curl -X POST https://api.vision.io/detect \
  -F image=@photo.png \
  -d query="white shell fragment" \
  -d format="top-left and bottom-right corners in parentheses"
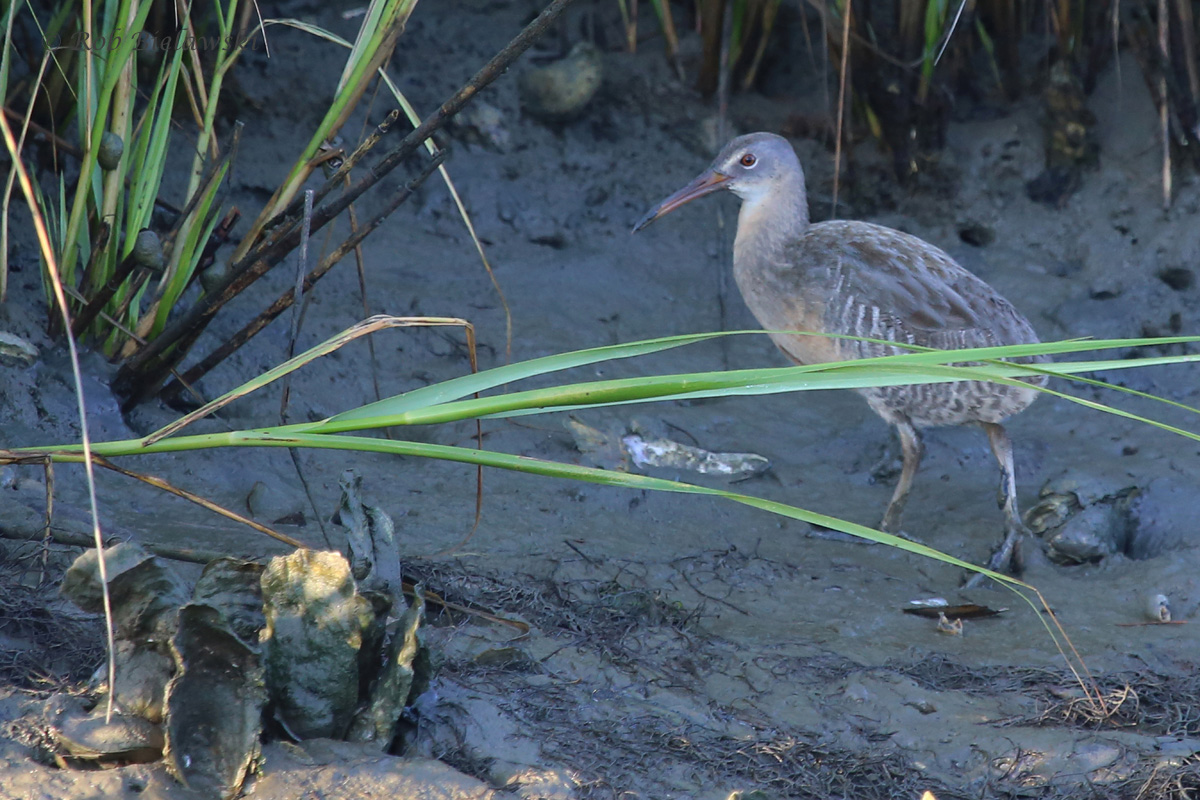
top-left (622, 434), bottom-right (771, 477)
top-left (936, 612), bottom-right (964, 636)
top-left (0, 331), bottom-right (38, 367)
top-left (567, 417), bottom-right (770, 478)
top-left (1144, 593), bottom-right (1171, 623)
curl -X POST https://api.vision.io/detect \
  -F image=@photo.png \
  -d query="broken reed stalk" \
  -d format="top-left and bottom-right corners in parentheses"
top-left (112, 0), bottom-right (576, 407)
top-left (1175, 0), bottom-right (1200, 107)
top-left (0, 524), bottom-right (236, 566)
top-left (831, 0), bottom-right (851, 214)
top-left (697, 0), bottom-right (727, 94)
top-left (158, 149), bottom-right (448, 405)
top-left (1125, 4), bottom-right (1200, 204)
top-left (280, 188), bottom-right (316, 422)
top-left (346, 177), bottom-right (387, 410)
top-left (1159, 0), bottom-right (1171, 209)
top-left (981, 0), bottom-right (1020, 100)
top-left (93, 457), bottom-right (305, 549)
top-left (70, 248), bottom-right (149, 339)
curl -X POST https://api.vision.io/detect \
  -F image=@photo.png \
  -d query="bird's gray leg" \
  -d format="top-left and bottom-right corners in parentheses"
top-left (880, 420), bottom-right (922, 536)
top-left (971, 422), bottom-right (1029, 581)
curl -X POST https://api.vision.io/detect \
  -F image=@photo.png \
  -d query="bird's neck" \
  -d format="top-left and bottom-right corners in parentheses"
top-left (732, 173), bottom-right (810, 269)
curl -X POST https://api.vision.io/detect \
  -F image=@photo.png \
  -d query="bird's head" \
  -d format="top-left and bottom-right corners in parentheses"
top-left (633, 132), bottom-right (801, 232)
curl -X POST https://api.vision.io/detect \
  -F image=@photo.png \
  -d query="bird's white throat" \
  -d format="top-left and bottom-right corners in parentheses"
top-left (733, 180), bottom-right (809, 265)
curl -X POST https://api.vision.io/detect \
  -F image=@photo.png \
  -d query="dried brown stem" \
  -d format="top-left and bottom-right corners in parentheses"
top-left (159, 148), bottom-right (447, 404)
top-left (113, 0), bottom-right (575, 406)
top-left (71, 248), bottom-right (144, 339)
top-left (696, 0), bottom-right (727, 94)
top-left (832, 0), bottom-right (851, 214)
top-left (1174, 0), bottom-right (1200, 107)
top-left (1159, 0), bottom-right (1171, 209)
top-left (93, 457), bottom-right (305, 549)
top-left (0, 524), bottom-right (236, 565)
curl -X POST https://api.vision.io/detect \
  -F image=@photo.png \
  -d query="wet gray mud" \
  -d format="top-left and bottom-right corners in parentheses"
top-left (2, 1), bottom-right (1200, 798)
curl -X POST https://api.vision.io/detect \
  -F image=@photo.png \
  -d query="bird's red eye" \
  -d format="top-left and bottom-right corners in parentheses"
top-left (740, 153), bottom-right (757, 167)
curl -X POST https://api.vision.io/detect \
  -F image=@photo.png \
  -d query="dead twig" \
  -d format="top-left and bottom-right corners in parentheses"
top-left (92, 457), bottom-right (305, 549)
top-left (113, 0), bottom-right (577, 406)
top-left (159, 148), bottom-right (448, 402)
top-left (0, 524), bottom-right (239, 565)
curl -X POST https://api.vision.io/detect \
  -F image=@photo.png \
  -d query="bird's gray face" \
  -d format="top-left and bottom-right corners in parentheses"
top-left (632, 133), bottom-right (797, 232)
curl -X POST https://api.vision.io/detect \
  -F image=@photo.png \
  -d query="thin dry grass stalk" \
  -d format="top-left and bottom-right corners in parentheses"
top-left (143, 315), bottom-right (475, 445)
top-left (1160, 0), bottom-right (1172, 208)
top-left (832, 0), bottom-right (851, 213)
top-left (0, 108), bottom-right (117, 721)
top-left (92, 458), bottom-right (304, 550)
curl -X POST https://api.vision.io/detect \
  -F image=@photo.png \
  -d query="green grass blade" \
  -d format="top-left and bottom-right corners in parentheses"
top-left (33, 347), bottom-right (1200, 458)
top-left (126, 41), bottom-right (187, 240)
top-left (320, 331), bottom-right (738, 425)
top-left (152, 160), bottom-right (229, 335)
top-left (243, 2), bottom-right (417, 230)
top-left (299, 354), bottom-right (1200, 432)
top-left (316, 333), bottom-right (1200, 431)
top-left (58, 0), bottom-right (155, 285)
top-left (35, 428), bottom-right (1027, 584)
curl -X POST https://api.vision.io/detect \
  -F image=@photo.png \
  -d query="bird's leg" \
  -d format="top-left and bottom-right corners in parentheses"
top-left (880, 420), bottom-right (922, 537)
top-left (969, 422), bottom-right (1030, 583)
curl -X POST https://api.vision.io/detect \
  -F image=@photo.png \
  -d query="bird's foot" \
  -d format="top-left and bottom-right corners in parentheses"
top-left (963, 524), bottom-right (1028, 589)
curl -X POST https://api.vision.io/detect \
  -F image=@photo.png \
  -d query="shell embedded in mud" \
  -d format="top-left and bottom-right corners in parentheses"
top-left (52, 711), bottom-right (164, 764)
top-left (164, 603), bottom-right (265, 800)
top-left (61, 543), bottom-right (187, 720)
top-left (1144, 593), bottom-right (1172, 623)
top-left (108, 640), bottom-right (173, 722)
top-left (61, 541), bottom-right (189, 641)
top-left (1025, 472), bottom-right (1141, 564)
top-left (347, 588), bottom-right (427, 747)
top-left (260, 549), bottom-right (376, 739)
top-left (0, 331), bottom-right (38, 366)
top-left (192, 557), bottom-right (266, 646)
top-left (337, 470), bottom-right (402, 597)
top-left (518, 43), bottom-right (602, 121)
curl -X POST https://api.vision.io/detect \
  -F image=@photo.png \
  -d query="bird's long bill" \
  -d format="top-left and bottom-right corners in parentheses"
top-left (632, 170), bottom-right (730, 232)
